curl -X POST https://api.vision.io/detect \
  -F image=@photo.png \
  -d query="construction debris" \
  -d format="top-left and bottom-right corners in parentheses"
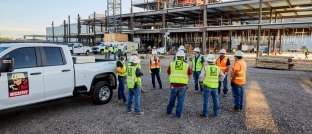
top-left (256, 56), bottom-right (294, 70)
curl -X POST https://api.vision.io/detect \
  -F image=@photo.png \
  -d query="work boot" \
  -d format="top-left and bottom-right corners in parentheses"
top-left (230, 108), bottom-right (240, 113)
top-left (141, 89), bottom-right (146, 93)
top-left (135, 112), bottom-right (144, 116)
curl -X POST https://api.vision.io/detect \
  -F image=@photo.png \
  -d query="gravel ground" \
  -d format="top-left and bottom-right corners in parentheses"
top-left (0, 54), bottom-right (311, 133)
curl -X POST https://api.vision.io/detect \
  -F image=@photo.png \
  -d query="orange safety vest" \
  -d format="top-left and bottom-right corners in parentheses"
top-left (216, 57), bottom-right (229, 73)
top-left (231, 59), bottom-right (247, 85)
top-left (150, 57), bottom-right (161, 69)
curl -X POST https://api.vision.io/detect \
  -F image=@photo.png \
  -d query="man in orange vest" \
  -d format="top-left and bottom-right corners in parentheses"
top-left (150, 50), bottom-right (162, 89)
top-left (231, 50), bottom-right (247, 112)
top-left (216, 49), bottom-right (230, 96)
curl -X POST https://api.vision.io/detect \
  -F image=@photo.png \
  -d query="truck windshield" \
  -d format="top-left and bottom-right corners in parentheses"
top-left (0, 47), bottom-right (8, 53)
top-left (67, 44), bottom-right (75, 47)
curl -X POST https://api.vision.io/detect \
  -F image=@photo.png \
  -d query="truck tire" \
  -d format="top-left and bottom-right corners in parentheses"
top-left (85, 50), bottom-right (90, 55)
top-left (92, 81), bottom-right (113, 105)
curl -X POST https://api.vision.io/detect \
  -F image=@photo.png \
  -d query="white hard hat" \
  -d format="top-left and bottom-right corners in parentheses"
top-left (206, 54), bottom-right (216, 63)
top-left (176, 50), bottom-right (185, 57)
top-left (152, 50), bottom-right (157, 55)
top-left (219, 49), bottom-right (226, 54)
top-left (118, 46), bottom-right (123, 50)
top-left (234, 50), bottom-right (244, 57)
top-left (132, 51), bottom-right (138, 55)
top-left (193, 47), bottom-right (200, 52)
top-left (129, 55), bottom-right (141, 63)
top-left (178, 45), bottom-right (185, 51)
top-left (11, 73), bottom-right (26, 80)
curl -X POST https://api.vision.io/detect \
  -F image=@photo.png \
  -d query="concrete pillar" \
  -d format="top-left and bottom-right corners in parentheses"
top-left (161, 9), bottom-right (166, 47)
top-left (267, 30), bottom-right (271, 55)
top-left (202, 0), bottom-right (207, 54)
top-left (256, 0), bottom-right (263, 57)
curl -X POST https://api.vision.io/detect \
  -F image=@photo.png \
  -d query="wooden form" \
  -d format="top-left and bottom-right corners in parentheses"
top-left (256, 56), bottom-right (293, 70)
top-left (104, 33), bottom-right (129, 42)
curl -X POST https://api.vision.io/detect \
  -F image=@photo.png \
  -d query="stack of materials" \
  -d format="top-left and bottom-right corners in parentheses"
top-left (292, 59), bottom-right (312, 71)
top-left (104, 34), bottom-right (128, 42)
top-left (256, 56), bottom-right (294, 70)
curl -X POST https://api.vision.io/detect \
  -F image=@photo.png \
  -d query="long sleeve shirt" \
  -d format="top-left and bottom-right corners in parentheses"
top-left (199, 65), bottom-right (225, 82)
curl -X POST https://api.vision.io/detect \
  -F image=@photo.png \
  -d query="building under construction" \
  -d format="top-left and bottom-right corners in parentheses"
top-left (121, 0), bottom-right (312, 54)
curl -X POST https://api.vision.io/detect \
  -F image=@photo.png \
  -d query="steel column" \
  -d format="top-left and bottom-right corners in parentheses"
top-left (256, 0), bottom-right (262, 57)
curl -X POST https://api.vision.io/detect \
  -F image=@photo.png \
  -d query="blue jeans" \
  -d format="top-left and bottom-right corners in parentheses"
top-left (151, 71), bottom-right (162, 88)
top-left (118, 77), bottom-right (127, 102)
top-left (166, 86), bottom-right (187, 118)
top-left (218, 74), bottom-right (228, 94)
top-left (114, 53), bottom-right (117, 60)
top-left (193, 71), bottom-right (203, 91)
top-left (231, 83), bottom-right (244, 110)
top-left (202, 87), bottom-right (219, 117)
top-left (127, 86), bottom-right (141, 112)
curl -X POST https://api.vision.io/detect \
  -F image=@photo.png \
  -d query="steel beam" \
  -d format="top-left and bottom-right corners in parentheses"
top-left (257, 0), bottom-right (263, 58)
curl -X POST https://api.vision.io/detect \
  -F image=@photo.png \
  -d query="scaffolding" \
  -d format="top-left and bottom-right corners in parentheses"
top-left (107, 0), bottom-right (122, 33)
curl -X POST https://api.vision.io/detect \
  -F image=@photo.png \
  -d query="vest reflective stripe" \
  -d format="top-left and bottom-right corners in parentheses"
top-left (216, 57), bottom-right (228, 73)
top-left (232, 60), bottom-right (247, 85)
top-left (150, 58), bottom-right (161, 69)
top-left (117, 61), bottom-right (127, 76)
top-left (192, 55), bottom-right (203, 72)
top-left (169, 60), bottom-right (189, 84)
top-left (127, 66), bottom-right (141, 89)
top-left (104, 48), bottom-right (109, 53)
top-left (203, 65), bottom-right (220, 89)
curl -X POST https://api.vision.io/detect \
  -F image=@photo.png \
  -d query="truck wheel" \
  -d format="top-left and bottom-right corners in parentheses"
top-left (85, 50), bottom-right (90, 55)
top-left (92, 81), bottom-right (113, 105)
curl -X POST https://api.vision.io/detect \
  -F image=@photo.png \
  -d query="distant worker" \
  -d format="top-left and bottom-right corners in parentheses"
top-left (232, 48), bottom-right (237, 54)
top-left (108, 44), bottom-right (113, 60)
top-left (304, 48), bottom-right (309, 59)
top-left (131, 46), bottom-right (135, 52)
top-left (123, 45), bottom-right (128, 60)
top-left (192, 47), bottom-right (205, 92)
top-left (166, 50), bottom-right (192, 118)
top-left (231, 50), bottom-right (247, 112)
top-left (150, 50), bottom-right (162, 90)
top-left (113, 44), bottom-right (118, 60)
top-left (199, 54), bottom-right (224, 118)
top-left (216, 49), bottom-right (230, 96)
top-left (104, 46), bottom-right (109, 60)
top-left (174, 45), bottom-right (187, 61)
top-left (151, 46), bottom-right (157, 54)
top-left (116, 52), bottom-right (127, 104)
top-left (127, 56), bottom-right (144, 115)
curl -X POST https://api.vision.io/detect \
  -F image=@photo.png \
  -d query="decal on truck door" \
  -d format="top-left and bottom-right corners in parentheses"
top-left (7, 72), bottom-right (29, 97)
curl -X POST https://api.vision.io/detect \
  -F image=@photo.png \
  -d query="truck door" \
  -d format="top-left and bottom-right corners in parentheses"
top-left (74, 44), bottom-right (83, 54)
top-left (0, 47), bottom-right (45, 110)
top-left (41, 47), bottom-right (74, 100)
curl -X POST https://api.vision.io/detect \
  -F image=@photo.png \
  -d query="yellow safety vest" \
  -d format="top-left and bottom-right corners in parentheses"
top-left (104, 47), bottom-right (109, 53)
top-left (192, 55), bottom-right (203, 72)
top-left (113, 47), bottom-right (118, 53)
top-left (203, 65), bottom-right (220, 89)
top-left (117, 60), bottom-right (127, 76)
top-left (127, 66), bottom-right (141, 89)
top-left (169, 60), bottom-right (189, 84)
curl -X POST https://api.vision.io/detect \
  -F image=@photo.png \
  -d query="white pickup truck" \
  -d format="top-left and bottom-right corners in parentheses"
top-left (67, 43), bottom-right (92, 55)
top-left (0, 43), bottom-right (117, 111)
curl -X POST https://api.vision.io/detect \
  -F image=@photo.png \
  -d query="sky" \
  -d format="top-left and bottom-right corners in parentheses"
top-left (0, 0), bottom-right (132, 39)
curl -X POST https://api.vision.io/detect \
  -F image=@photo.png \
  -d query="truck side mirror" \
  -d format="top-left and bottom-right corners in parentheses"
top-left (0, 58), bottom-right (14, 73)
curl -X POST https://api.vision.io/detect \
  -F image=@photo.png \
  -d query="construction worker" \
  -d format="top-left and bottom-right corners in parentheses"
top-left (304, 48), bottom-right (309, 59)
top-left (150, 50), bottom-right (162, 89)
top-left (199, 54), bottom-right (225, 118)
top-left (231, 50), bottom-right (247, 112)
top-left (166, 50), bottom-right (192, 118)
top-left (108, 44), bottom-right (113, 60)
top-left (116, 52), bottom-right (127, 104)
top-left (123, 45), bottom-right (128, 60)
top-left (216, 49), bottom-right (230, 96)
top-left (127, 56), bottom-right (144, 115)
top-left (104, 46), bottom-right (109, 59)
top-left (192, 47), bottom-right (205, 92)
top-left (151, 46), bottom-right (157, 54)
top-left (113, 44), bottom-right (118, 60)
top-left (174, 45), bottom-right (187, 61)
